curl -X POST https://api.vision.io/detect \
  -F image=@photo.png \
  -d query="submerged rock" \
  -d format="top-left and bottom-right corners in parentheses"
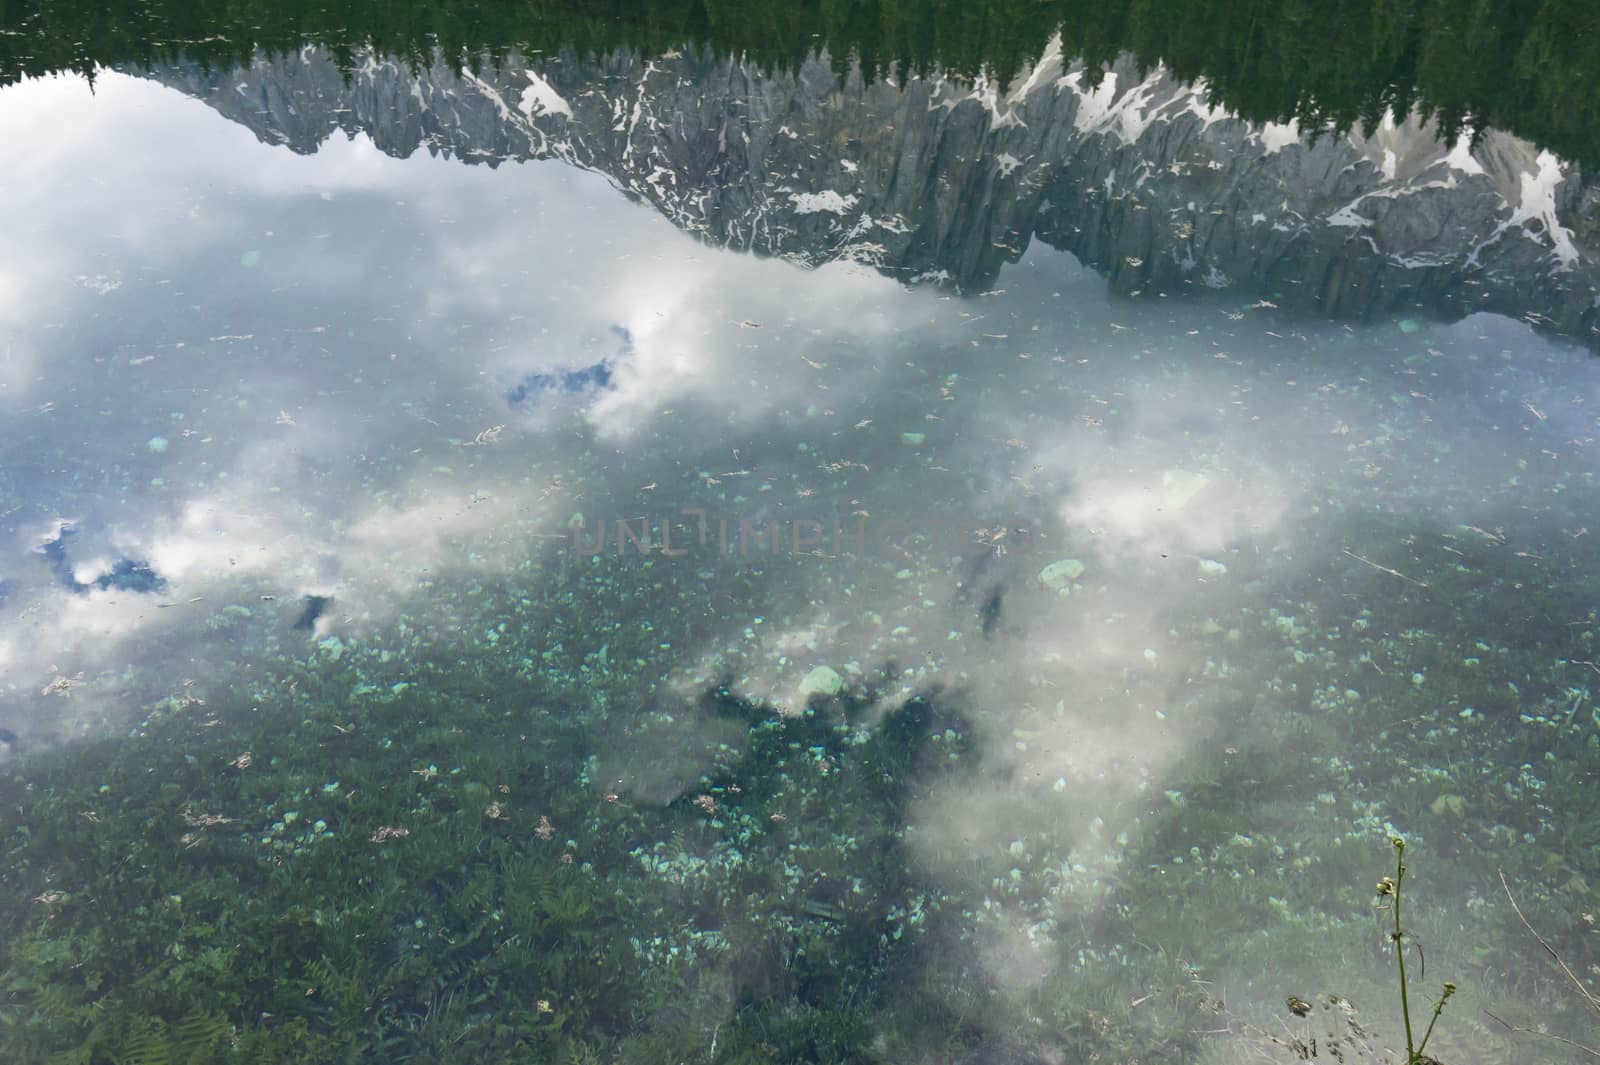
top-left (1162, 470), bottom-right (1211, 510)
top-left (798, 665), bottom-right (843, 697)
top-left (1038, 558), bottom-right (1085, 591)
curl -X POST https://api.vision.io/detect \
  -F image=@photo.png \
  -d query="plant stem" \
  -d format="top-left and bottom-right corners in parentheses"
top-left (1393, 841), bottom-right (1416, 1062)
top-left (1417, 999), bottom-right (1444, 1057)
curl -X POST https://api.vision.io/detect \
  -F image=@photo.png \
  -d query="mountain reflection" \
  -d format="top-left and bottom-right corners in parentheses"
top-left (136, 40), bottom-right (1600, 351)
top-left (6, 0), bottom-right (1597, 346)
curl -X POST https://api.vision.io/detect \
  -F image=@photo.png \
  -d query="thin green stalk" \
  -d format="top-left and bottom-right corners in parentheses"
top-left (1391, 838), bottom-right (1416, 1061)
top-left (1416, 982), bottom-right (1457, 1059)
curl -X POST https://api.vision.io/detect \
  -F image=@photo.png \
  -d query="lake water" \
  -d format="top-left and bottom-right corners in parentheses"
top-left (2, 5), bottom-right (1599, 1063)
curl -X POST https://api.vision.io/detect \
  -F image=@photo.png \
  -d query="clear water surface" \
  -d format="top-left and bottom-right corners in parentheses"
top-left (2, 7), bottom-right (1599, 1064)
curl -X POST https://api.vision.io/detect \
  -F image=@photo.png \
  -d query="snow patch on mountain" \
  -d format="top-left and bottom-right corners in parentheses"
top-left (792, 190), bottom-right (857, 215)
top-left (521, 71), bottom-right (572, 119)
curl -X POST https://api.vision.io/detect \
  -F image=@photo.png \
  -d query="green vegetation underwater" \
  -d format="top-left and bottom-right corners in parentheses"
top-left (2, 1), bottom-right (1600, 1062)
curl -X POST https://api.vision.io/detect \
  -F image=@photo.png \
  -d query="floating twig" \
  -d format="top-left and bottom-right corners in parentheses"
top-left (1500, 870), bottom-right (1600, 1019)
top-left (1342, 549), bottom-right (1429, 589)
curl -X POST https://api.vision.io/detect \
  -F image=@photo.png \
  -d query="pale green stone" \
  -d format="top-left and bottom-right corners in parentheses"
top-left (1161, 469), bottom-right (1210, 509)
top-left (799, 665), bottom-right (843, 697)
top-left (1038, 558), bottom-right (1085, 590)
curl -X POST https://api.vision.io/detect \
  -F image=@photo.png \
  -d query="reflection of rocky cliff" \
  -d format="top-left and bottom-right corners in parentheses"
top-left (149, 42), bottom-right (1599, 345)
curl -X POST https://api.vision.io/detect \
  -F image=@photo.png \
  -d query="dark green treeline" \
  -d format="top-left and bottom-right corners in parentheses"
top-left (1, 0), bottom-right (1597, 164)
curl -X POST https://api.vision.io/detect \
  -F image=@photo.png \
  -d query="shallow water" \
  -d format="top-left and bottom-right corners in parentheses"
top-left (2, 15), bottom-right (1600, 1065)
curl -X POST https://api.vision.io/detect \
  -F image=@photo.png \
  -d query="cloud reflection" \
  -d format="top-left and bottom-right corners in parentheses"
top-left (3, 62), bottom-right (1600, 1053)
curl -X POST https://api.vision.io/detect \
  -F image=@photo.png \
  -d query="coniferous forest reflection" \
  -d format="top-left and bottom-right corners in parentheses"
top-left (3, 0), bottom-right (1600, 165)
